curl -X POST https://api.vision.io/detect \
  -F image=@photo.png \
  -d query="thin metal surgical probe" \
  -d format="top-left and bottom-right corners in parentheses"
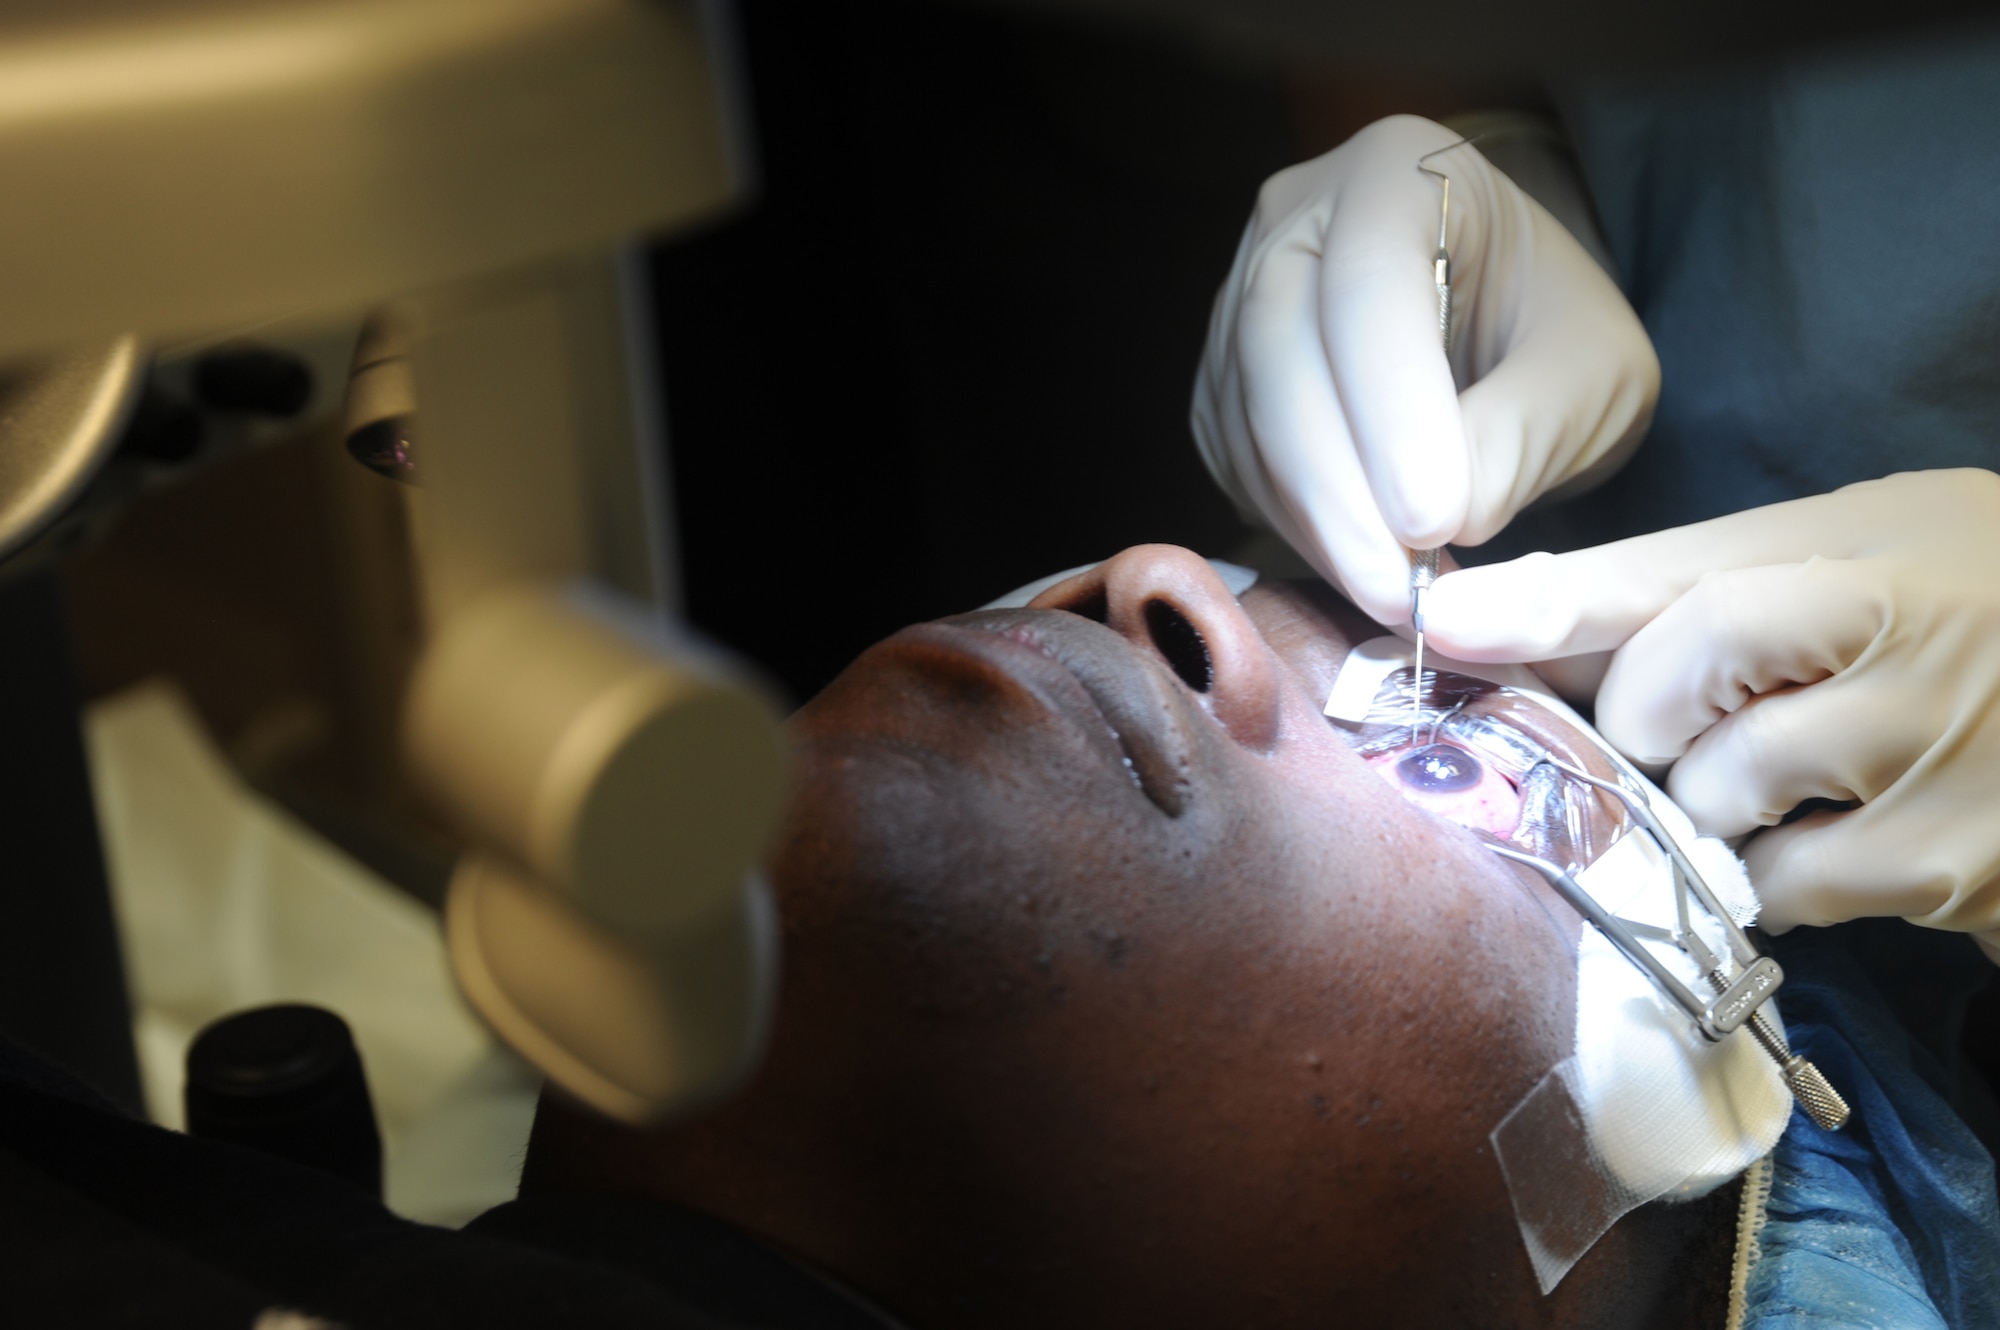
top-left (1404, 137), bottom-right (1479, 745)
top-left (1477, 748), bottom-right (1851, 1133)
top-left (1416, 137), bottom-right (1477, 357)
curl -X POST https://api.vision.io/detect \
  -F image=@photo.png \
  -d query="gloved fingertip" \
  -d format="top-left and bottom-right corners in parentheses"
top-left (1325, 548), bottom-right (1416, 629)
top-left (1422, 555), bottom-right (1569, 661)
top-left (1737, 857), bottom-right (1801, 933)
top-left (1379, 470), bottom-right (1470, 553)
top-left (1740, 828), bottom-right (1845, 932)
top-left (1350, 581), bottom-right (1411, 629)
top-left (1597, 690), bottom-right (1695, 774)
top-left (1655, 772), bottom-right (1755, 839)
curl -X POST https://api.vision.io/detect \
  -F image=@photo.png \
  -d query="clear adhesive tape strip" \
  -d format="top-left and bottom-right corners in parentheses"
top-left (1492, 1055), bottom-right (1672, 1293)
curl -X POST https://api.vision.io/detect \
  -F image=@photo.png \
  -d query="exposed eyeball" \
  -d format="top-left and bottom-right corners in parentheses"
top-left (1396, 742), bottom-right (1484, 793)
top-left (1368, 741), bottom-right (1521, 838)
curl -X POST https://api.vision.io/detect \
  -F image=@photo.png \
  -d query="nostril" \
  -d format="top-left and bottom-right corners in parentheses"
top-left (1144, 599), bottom-right (1212, 692)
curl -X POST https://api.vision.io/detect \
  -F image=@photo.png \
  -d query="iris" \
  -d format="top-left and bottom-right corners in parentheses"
top-left (1396, 742), bottom-right (1484, 794)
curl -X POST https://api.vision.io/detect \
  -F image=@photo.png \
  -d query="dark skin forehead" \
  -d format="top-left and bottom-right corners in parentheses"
top-left (524, 547), bottom-right (1721, 1328)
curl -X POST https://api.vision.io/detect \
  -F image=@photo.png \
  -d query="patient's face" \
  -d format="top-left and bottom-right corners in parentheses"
top-left (542, 546), bottom-right (1634, 1328)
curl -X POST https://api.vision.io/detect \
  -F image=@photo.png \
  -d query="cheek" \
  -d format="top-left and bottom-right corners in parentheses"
top-left (1366, 747), bottom-right (1522, 838)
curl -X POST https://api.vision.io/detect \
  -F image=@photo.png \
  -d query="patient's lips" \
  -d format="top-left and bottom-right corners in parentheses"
top-left (916, 609), bottom-right (1198, 817)
top-left (1367, 742), bottom-right (1522, 838)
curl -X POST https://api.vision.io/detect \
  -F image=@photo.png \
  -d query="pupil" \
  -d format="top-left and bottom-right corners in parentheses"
top-left (1397, 743), bottom-right (1483, 794)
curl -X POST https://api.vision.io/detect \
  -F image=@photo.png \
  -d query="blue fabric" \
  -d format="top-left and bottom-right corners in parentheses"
top-left (1746, 921), bottom-right (2000, 1328)
top-left (1473, 25), bottom-right (2000, 564)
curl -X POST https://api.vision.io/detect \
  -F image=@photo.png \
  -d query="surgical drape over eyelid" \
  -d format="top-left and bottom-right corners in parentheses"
top-left (1326, 642), bottom-right (1839, 1293)
top-left (1344, 665), bottom-right (1845, 1121)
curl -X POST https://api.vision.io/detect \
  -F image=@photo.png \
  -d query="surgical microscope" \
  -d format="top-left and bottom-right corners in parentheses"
top-left (0, 0), bottom-right (786, 1131)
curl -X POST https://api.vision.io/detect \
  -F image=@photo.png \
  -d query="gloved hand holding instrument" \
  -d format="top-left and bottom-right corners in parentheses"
top-left (1191, 114), bottom-right (1659, 626)
top-left (1426, 469), bottom-right (2000, 957)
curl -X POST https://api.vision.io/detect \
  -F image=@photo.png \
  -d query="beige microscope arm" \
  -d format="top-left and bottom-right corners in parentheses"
top-left (0, 0), bottom-right (787, 1124)
top-left (402, 253), bottom-right (789, 1126)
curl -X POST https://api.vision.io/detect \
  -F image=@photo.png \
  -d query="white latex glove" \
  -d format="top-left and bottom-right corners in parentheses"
top-left (1191, 115), bottom-right (1659, 625)
top-left (1425, 470), bottom-right (2000, 956)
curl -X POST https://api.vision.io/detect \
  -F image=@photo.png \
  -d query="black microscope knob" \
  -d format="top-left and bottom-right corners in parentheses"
top-left (117, 386), bottom-right (204, 463)
top-left (192, 346), bottom-right (314, 418)
top-left (184, 1003), bottom-right (382, 1198)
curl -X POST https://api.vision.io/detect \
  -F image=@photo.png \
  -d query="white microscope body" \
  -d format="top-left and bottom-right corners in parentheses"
top-left (0, 0), bottom-right (786, 1124)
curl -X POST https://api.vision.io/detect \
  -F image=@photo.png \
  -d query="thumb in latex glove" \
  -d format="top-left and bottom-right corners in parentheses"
top-left (1190, 114), bottom-right (1658, 625)
top-left (1426, 469), bottom-right (2000, 949)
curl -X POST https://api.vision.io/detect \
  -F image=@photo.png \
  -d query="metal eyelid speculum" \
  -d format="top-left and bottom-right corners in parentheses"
top-left (1482, 748), bottom-right (1851, 1133)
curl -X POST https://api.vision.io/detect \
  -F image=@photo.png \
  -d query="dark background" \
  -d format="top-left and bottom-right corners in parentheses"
top-left (654, 0), bottom-right (1295, 703)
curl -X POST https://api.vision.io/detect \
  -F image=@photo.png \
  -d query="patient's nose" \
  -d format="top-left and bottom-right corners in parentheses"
top-left (1027, 545), bottom-right (1282, 750)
